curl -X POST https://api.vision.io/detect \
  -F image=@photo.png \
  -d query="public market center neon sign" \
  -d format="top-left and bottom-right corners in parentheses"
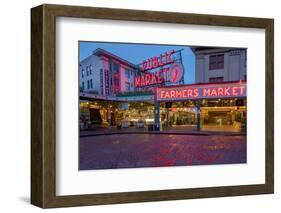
top-left (156, 82), bottom-right (246, 101)
top-left (135, 50), bottom-right (184, 87)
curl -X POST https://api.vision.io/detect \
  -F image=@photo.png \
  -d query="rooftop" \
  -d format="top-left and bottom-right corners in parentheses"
top-left (92, 48), bottom-right (139, 69)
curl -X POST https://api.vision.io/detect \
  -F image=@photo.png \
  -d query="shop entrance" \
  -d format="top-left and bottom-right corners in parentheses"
top-left (159, 101), bottom-right (198, 131)
top-left (89, 108), bottom-right (102, 125)
top-left (206, 111), bottom-right (231, 125)
top-left (200, 106), bottom-right (246, 132)
top-left (167, 109), bottom-right (197, 126)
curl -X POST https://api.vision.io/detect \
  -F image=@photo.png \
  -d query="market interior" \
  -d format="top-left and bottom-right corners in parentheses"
top-left (79, 98), bottom-right (246, 133)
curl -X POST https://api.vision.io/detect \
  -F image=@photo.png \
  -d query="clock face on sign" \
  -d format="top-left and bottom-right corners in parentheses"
top-left (169, 63), bottom-right (184, 83)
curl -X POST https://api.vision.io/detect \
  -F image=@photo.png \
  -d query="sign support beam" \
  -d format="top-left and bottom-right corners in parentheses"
top-left (196, 101), bottom-right (201, 131)
top-left (154, 101), bottom-right (160, 131)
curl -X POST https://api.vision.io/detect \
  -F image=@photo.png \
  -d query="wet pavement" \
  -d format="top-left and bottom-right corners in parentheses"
top-left (80, 125), bottom-right (246, 137)
top-left (79, 134), bottom-right (246, 170)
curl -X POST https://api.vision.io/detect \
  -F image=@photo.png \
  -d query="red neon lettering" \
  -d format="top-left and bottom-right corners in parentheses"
top-left (153, 56), bottom-right (159, 69)
top-left (166, 49), bottom-right (175, 64)
top-left (135, 76), bottom-right (141, 87)
top-left (171, 67), bottom-right (178, 82)
top-left (158, 84), bottom-right (245, 101)
top-left (224, 87), bottom-right (230, 96)
top-left (141, 49), bottom-right (175, 73)
top-left (158, 71), bottom-right (163, 84)
top-left (141, 76), bottom-right (145, 87)
top-left (232, 87), bottom-right (239, 96)
top-left (203, 88), bottom-right (211, 96)
top-left (148, 58), bottom-right (153, 70)
top-left (176, 90), bottom-right (182, 97)
top-left (142, 61), bottom-right (147, 72)
top-left (194, 89), bottom-right (199, 97)
top-left (217, 88), bottom-right (224, 96)
top-left (162, 68), bottom-right (169, 81)
top-left (159, 54), bottom-right (164, 66)
top-left (160, 91), bottom-right (165, 99)
top-left (170, 90), bottom-right (176, 98)
top-left (164, 91), bottom-right (170, 99)
top-left (183, 90), bottom-right (188, 98)
top-left (187, 89), bottom-right (193, 97)
top-left (151, 73), bottom-right (157, 84)
top-left (145, 74), bottom-right (151, 86)
top-left (239, 86), bottom-right (245, 95)
top-left (210, 89), bottom-right (217, 96)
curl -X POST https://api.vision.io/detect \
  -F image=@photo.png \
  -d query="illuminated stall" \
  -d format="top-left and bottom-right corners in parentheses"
top-left (155, 81), bottom-right (246, 132)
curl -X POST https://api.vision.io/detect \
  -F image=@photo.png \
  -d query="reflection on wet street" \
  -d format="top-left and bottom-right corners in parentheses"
top-left (79, 134), bottom-right (246, 170)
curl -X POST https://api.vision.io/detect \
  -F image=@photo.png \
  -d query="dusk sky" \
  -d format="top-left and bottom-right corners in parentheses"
top-left (79, 41), bottom-right (196, 84)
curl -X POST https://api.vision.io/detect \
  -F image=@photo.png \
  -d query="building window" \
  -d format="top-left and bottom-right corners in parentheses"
top-left (209, 54), bottom-right (224, 70)
top-left (87, 80), bottom-right (89, 89)
top-left (109, 62), bottom-right (112, 72)
top-left (86, 66), bottom-right (89, 76)
top-left (125, 69), bottom-right (130, 78)
top-left (114, 79), bottom-right (119, 86)
top-left (90, 79), bottom-right (93, 88)
top-left (125, 82), bottom-right (130, 91)
top-left (244, 74), bottom-right (247, 81)
top-left (81, 69), bottom-right (84, 78)
top-left (82, 82), bottom-right (84, 91)
top-left (89, 64), bottom-right (92, 74)
top-left (209, 77), bottom-right (224, 83)
top-left (113, 63), bottom-right (119, 73)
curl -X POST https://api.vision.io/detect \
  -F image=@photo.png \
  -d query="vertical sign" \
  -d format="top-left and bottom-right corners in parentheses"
top-left (104, 69), bottom-right (109, 96)
top-left (100, 68), bottom-right (104, 96)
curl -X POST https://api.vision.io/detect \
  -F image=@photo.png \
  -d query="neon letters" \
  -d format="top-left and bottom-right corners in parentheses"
top-left (157, 83), bottom-right (246, 101)
top-left (135, 50), bottom-right (184, 88)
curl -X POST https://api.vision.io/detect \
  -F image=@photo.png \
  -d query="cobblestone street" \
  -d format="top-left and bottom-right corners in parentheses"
top-left (79, 134), bottom-right (246, 170)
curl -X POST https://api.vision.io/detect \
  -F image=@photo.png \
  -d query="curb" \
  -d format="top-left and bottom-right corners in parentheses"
top-left (80, 131), bottom-right (246, 138)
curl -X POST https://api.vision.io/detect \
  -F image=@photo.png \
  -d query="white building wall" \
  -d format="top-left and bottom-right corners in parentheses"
top-left (195, 55), bottom-right (205, 82)
top-left (228, 50), bottom-right (241, 81)
top-left (79, 55), bottom-right (103, 94)
top-left (240, 50), bottom-right (247, 79)
top-left (204, 53), bottom-right (225, 80)
top-left (80, 52), bottom-right (138, 97)
top-left (194, 48), bottom-right (247, 83)
top-left (120, 64), bottom-right (135, 92)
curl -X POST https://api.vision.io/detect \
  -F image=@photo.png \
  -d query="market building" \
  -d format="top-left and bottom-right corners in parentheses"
top-left (193, 47), bottom-right (247, 83)
top-left (79, 48), bottom-right (138, 96)
top-left (79, 47), bottom-right (247, 133)
top-left (191, 47), bottom-right (247, 132)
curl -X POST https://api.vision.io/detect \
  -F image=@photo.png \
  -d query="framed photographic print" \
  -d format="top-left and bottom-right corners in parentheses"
top-left (31, 4), bottom-right (274, 208)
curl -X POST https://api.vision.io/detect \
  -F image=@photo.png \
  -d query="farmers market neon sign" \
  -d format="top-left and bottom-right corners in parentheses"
top-left (156, 82), bottom-right (246, 101)
top-left (135, 50), bottom-right (183, 87)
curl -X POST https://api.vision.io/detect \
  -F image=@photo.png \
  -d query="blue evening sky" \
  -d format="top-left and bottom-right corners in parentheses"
top-left (79, 41), bottom-right (195, 84)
